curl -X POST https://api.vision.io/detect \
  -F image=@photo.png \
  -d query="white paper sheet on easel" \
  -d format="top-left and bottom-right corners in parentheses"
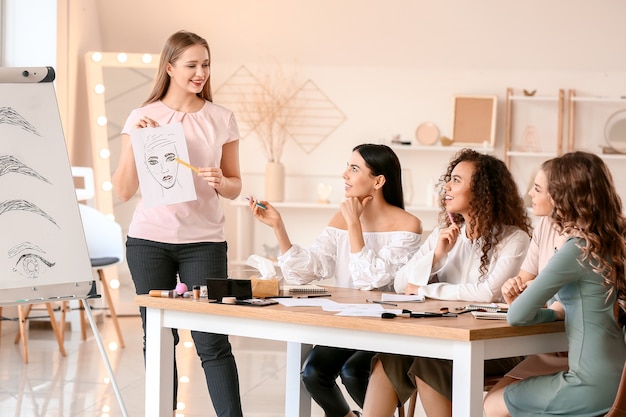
top-left (130, 122), bottom-right (197, 208)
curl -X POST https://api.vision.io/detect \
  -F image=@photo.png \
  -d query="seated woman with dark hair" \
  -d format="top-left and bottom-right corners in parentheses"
top-left (362, 149), bottom-right (532, 417)
top-left (249, 143), bottom-right (423, 417)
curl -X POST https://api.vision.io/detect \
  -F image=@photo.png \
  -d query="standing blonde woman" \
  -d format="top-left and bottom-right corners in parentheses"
top-left (113, 30), bottom-right (243, 417)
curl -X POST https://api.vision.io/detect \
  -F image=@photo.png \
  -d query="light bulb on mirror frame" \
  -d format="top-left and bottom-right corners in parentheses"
top-left (91, 52), bottom-right (102, 62)
top-left (99, 148), bottom-right (111, 159)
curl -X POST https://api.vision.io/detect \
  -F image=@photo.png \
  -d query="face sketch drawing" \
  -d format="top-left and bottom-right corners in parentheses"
top-left (144, 132), bottom-right (181, 192)
top-left (131, 121), bottom-right (196, 208)
top-left (0, 106), bottom-right (42, 136)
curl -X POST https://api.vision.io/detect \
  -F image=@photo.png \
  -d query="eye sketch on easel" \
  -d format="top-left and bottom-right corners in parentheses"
top-left (0, 106), bottom-right (42, 136)
top-left (130, 122), bottom-right (197, 208)
top-left (1, 199), bottom-right (59, 280)
top-left (8, 241), bottom-right (55, 279)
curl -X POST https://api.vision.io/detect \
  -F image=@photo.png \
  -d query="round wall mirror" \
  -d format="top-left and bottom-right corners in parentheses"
top-left (604, 109), bottom-right (626, 153)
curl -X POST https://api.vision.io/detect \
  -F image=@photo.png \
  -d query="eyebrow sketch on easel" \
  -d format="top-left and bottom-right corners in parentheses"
top-left (130, 122), bottom-right (197, 208)
top-left (0, 199), bottom-right (59, 228)
top-left (0, 155), bottom-right (51, 183)
top-left (8, 241), bottom-right (56, 279)
top-left (0, 106), bottom-right (42, 136)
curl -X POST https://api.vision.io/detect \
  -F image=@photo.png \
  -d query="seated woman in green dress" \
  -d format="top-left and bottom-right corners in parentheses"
top-left (483, 151), bottom-right (626, 417)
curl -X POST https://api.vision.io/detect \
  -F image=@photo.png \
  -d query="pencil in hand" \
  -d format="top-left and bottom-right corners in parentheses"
top-left (246, 197), bottom-right (267, 210)
top-left (174, 157), bottom-right (199, 174)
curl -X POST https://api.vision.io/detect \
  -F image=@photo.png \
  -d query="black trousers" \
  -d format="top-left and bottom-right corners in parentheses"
top-left (301, 346), bottom-right (376, 417)
top-left (126, 237), bottom-right (243, 417)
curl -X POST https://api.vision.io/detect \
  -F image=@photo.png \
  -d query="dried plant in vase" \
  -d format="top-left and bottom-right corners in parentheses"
top-left (236, 66), bottom-right (306, 201)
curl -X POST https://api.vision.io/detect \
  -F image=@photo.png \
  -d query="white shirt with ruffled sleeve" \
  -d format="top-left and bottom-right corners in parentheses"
top-left (278, 227), bottom-right (422, 291)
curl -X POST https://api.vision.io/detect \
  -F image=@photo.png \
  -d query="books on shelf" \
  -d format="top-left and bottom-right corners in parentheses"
top-left (282, 284), bottom-right (328, 294)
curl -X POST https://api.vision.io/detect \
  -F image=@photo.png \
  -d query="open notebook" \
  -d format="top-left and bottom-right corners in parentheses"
top-left (282, 284), bottom-right (328, 294)
top-left (471, 310), bottom-right (508, 320)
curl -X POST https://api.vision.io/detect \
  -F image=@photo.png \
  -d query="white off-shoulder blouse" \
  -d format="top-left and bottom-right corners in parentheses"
top-left (278, 227), bottom-right (422, 291)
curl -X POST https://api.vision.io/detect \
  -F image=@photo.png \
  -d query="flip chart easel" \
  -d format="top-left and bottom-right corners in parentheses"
top-left (0, 66), bottom-right (128, 417)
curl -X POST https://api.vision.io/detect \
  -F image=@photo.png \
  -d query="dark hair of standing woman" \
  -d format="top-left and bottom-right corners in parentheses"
top-left (353, 143), bottom-right (405, 209)
top-left (439, 148), bottom-right (532, 277)
top-left (542, 151), bottom-right (626, 321)
top-left (143, 30), bottom-right (213, 105)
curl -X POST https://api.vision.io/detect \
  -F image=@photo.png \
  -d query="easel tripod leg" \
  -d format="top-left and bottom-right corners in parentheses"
top-left (82, 300), bottom-right (129, 417)
top-left (97, 268), bottom-right (125, 348)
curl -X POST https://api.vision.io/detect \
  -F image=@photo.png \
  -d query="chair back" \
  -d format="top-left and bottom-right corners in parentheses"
top-left (78, 203), bottom-right (124, 265)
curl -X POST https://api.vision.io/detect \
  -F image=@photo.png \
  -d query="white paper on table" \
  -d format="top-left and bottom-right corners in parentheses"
top-left (381, 293), bottom-right (425, 303)
top-left (329, 303), bottom-right (385, 316)
top-left (273, 298), bottom-right (339, 308)
top-left (322, 303), bottom-right (381, 312)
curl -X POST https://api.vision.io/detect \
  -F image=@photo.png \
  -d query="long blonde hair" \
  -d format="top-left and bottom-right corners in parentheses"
top-left (543, 151), bottom-right (626, 319)
top-left (143, 30), bottom-right (212, 105)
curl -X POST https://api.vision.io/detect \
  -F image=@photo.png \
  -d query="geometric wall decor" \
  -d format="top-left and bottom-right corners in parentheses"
top-left (214, 65), bottom-right (346, 156)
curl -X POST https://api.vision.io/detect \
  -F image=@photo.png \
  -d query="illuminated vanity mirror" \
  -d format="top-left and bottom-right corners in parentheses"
top-left (85, 52), bottom-right (158, 219)
top-left (605, 109), bottom-right (626, 153)
top-left (85, 52), bottom-right (157, 313)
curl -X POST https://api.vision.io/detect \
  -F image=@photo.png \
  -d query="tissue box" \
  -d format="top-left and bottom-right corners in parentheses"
top-left (230, 267), bottom-right (281, 298)
top-left (250, 276), bottom-right (281, 298)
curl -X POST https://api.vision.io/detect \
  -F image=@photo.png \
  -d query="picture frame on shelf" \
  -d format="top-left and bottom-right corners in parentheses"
top-left (451, 95), bottom-right (497, 147)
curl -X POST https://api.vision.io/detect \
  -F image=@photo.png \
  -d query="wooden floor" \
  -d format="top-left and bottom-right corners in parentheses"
top-left (1, 306), bottom-right (421, 416)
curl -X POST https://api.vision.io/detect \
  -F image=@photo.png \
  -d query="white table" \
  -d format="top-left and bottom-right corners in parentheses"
top-left (137, 288), bottom-right (567, 417)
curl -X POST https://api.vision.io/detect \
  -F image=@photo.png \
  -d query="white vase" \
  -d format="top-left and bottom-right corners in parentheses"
top-left (401, 169), bottom-right (413, 206)
top-left (265, 161), bottom-right (285, 202)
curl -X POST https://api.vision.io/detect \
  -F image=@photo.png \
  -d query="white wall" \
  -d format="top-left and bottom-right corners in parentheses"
top-left (82, 0), bottom-right (626, 190)
top-left (1, 0), bottom-right (56, 67)
top-left (7, 0), bottom-right (626, 263)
